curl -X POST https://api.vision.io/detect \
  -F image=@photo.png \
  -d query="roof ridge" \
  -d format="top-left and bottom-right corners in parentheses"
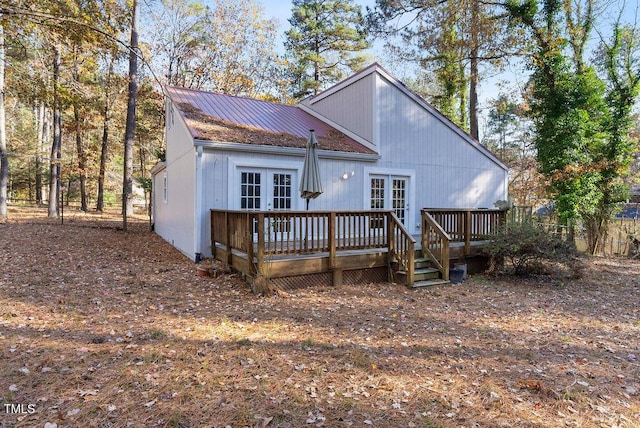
top-left (165, 85), bottom-right (296, 108)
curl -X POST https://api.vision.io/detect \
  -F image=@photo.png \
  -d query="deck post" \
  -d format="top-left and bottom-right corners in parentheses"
top-left (332, 268), bottom-right (343, 286)
top-left (387, 212), bottom-right (395, 282)
top-left (256, 212), bottom-right (265, 278)
top-left (210, 211), bottom-right (216, 259)
top-left (225, 211), bottom-right (232, 266)
top-left (407, 240), bottom-right (415, 286)
top-left (464, 210), bottom-right (472, 256)
top-left (387, 211), bottom-right (395, 255)
top-left (328, 212), bottom-right (336, 269)
top-left (328, 212), bottom-right (343, 285)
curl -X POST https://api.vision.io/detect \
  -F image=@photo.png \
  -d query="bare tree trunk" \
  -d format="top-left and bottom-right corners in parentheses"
top-left (97, 105), bottom-right (109, 212)
top-left (48, 44), bottom-right (62, 218)
top-left (97, 56), bottom-right (114, 212)
top-left (34, 103), bottom-right (44, 205)
top-left (123, 0), bottom-right (138, 230)
top-left (469, 0), bottom-right (480, 141)
top-left (73, 103), bottom-right (88, 211)
top-left (0, 20), bottom-right (8, 223)
top-left (72, 47), bottom-right (88, 211)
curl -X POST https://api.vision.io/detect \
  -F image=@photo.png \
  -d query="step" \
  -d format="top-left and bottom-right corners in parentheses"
top-left (414, 267), bottom-right (441, 281)
top-left (414, 257), bottom-right (431, 269)
top-left (410, 279), bottom-right (451, 288)
top-left (398, 267), bottom-right (441, 282)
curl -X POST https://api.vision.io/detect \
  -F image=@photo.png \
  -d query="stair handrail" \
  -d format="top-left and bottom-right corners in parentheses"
top-left (420, 210), bottom-right (451, 281)
top-left (387, 212), bottom-right (416, 286)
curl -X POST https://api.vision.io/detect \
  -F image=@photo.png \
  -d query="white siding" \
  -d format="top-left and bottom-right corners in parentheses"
top-left (307, 75), bottom-right (375, 144)
top-left (374, 73), bottom-right (508, 228)
top-left (196, 149), bottom-right (374, 257)
top-left (153, 100), bottom-right (196, 260)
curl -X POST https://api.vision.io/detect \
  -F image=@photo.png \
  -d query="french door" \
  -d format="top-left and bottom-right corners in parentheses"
top-left (239, 169), bottom-right (295, 211)
top-left (239, 169), bottom-right (296, 238)
top-left (370, 175), bottom-right (409, 226)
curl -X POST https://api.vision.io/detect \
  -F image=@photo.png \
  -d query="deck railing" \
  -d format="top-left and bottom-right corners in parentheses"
top-left (211, 209), bottom-right (415, 284)
top-left (423, 208), bottom-right (507, 255)
top-left (420, 211), bottom-right (451, 281)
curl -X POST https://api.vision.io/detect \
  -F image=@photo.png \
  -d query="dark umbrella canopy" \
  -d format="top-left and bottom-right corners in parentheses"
top-left (299, 130), bottom-right (323, 209)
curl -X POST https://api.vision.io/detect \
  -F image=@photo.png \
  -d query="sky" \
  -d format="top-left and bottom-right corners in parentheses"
top-left (258, 0), bottom-right (639, 136)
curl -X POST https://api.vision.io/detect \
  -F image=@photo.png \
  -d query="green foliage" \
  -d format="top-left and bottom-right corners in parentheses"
top-left (372, 0), bottom-right (524, 136)
top-left (506, 0), bottom-right (640, 254)
top-left (135, 175), bottom-right (152, 192)
top-left (485, 222), bottom-right (578, 276)
top-left (285, 0), bottom-right (370, 98)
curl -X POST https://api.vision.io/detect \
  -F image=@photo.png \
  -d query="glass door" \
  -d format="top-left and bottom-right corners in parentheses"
top-left (370, 175), bottom-right (409, 226)
top-left (239, 169), bottom-right (296, 239)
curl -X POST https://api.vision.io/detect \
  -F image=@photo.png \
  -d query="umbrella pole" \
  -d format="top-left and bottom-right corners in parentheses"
top-left (304, 198), bottom-right (309, 251)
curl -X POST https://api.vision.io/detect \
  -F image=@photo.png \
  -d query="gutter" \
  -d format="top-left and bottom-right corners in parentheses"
top-left (150, 161), bottom-right (166, 175)
top-left (193, 140), bottom-right (380, 162)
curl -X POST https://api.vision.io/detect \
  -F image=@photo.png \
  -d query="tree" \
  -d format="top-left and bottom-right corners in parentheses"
top-left (285, 0), bottom-right (370, 98)
top-left (482, 94), bottom-right (544, 207)
top-left (96, 48), bottom-right (121, 212)
top-left (0, 17), bottom-right (7, 223)
top-left (371, 0), bottom-right (522, 138)
top-left (146, 0), bottom-right (284, 98)
top-left (145, 0), bottom-right (207, 87)
top-left (123, 0), bottom-right (138, 230)
top-left (484, 95), bottom-right (522, 161)
top-left (506, 0), bottom-right (640, 253)
top-left (1, 0), bottom-right (131, 219)
top-left (48, 43), bottom-right (62, 218)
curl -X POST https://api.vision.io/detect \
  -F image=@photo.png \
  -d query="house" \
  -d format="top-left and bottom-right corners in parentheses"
top-left (151, 63), bottom-right (509, 270)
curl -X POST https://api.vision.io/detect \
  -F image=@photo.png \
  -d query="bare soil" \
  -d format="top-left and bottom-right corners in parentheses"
top-left (0, 207), bottom-right (638, 427)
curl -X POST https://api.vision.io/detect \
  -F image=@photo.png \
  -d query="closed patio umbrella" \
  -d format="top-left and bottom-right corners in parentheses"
top-left (299, 129), bottom-right (323, 209)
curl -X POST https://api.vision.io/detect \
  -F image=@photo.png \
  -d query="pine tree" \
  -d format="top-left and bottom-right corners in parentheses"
top-left (285, 0), bottom-right (370, 99)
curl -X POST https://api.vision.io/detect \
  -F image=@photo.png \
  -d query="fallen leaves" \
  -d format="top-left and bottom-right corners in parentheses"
top-left (0, 209), bottom-right (639, 427)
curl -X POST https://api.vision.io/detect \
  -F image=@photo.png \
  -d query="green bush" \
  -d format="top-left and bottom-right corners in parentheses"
top-left (484, 222), bottom-right (579, 276)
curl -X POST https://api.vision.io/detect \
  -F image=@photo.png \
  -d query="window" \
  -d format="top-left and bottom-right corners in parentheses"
top-left (240, 172), bottom-right (261, 210)
top-left (370, 178), bottom-right (385, 228)
top-left (371, 178), bottom-right (385, 210)
top-left (369, 174), bottom-right (409, 226)
top-left (163, 172), bottom-right (168, 203)
top-left (392, 179), bottom-right (406, 224)
top-left (272, 173), bottom-right (292, 210)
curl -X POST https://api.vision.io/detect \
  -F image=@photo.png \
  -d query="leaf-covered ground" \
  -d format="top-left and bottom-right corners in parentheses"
top-left (1, 207), bottom-right (639, 427)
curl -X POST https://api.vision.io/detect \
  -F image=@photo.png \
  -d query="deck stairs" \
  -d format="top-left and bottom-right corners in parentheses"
top-left (397, 250), bottom-right (450, 288)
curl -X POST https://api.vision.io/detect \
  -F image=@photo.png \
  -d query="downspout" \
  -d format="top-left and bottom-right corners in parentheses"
top-left (194, 145), bottom-right (203, 262)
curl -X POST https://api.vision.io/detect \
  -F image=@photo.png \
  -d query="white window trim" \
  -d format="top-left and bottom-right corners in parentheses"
top-left (228, 158), bottom-right (303, 211)
top-left (363, 167), bottom-right (416, 234)
top-left (162, 172), bottom-right (168, 203)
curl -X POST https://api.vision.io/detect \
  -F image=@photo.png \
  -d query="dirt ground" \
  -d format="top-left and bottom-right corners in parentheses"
top-left (0, 207), bottom-right (638, 427)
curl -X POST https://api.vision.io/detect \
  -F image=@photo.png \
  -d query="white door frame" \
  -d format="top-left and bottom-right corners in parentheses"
top-left (229, 158), bottom-right (302, 211)
top-left (363, 167), bottom-right (416, 234)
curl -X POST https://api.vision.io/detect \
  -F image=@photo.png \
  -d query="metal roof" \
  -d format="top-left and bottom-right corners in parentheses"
top-left (165, 86), bottom-right (375, 154)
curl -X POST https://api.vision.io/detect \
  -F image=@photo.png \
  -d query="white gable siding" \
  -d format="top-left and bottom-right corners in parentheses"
top-left (154, 100), bottom-right (196, 259)
top-left (375, 74), bottom-right (507, 210)
top-left (306, 74), bottom-right (375, 144)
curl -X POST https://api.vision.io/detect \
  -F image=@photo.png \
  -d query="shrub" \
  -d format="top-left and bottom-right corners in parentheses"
top-left (484, 222), bottom-right (579, 276)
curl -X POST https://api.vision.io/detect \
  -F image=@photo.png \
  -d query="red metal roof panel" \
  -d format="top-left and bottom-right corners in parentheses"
top-left (165, 86), bottom-right (375, 154)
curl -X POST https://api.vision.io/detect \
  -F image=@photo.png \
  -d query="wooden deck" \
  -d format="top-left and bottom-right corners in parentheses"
top-left (211, 208), bottom-right (506, 289)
